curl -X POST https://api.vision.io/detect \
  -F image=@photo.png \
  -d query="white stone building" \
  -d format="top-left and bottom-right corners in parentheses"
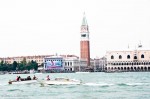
top-left (106, 46), bottom-right (150, 72)
top-left (93, 57), bottom-right (106, 72)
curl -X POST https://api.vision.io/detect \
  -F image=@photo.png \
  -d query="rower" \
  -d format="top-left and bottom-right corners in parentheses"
top-left (33, 75), bottom-right (37, 80)
top-left (47, 75), bottom-right (50, 80)
top-left (27, 76), bottom-right (31, 80)
top-left (16, 76), bottom-right (19, 81)
top-left (16, 76), bottom-right (21, 81)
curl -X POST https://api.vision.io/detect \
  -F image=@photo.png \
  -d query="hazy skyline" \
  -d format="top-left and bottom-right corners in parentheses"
top-left (0, 0), bottom-right (150, 58)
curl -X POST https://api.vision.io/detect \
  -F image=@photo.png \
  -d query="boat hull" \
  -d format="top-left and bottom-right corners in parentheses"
top-left (8, 80), bottom-right (37, 85)
top-left (44, 80), bottom-right (81, 85)
top-left (40, 78), bottom-right (81, 85)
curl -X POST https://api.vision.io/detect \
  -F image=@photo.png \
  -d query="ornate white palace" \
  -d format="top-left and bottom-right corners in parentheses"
top-left (106, 44), bottom-right (150, 72)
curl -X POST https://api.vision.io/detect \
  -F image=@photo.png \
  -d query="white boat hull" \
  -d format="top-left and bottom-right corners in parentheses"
top-left (40, 78), bottom-right (81, 85)
top-left (44, 80), bottom-right (81, 85)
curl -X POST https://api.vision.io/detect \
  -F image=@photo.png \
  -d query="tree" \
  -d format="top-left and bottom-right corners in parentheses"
top-left (22, 57), bottom-right (27, 66)
top-left (12, 61), bottom-right (18, 70)
top-left (17, 57), bottom-right (27, 70)
top-left (33, 61), bottom-right (38, 70)
top-left (0, 58), bottom-right (38, 71)
top-left (18, 63), bottom-right (25, 70)
top-left (0, 61), bottom-right (4, 67)
top-left (30, 60), bottom-right (38, 70)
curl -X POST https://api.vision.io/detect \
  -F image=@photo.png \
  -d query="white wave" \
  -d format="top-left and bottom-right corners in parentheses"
top-left (126, 83), bottom-right (147, 86)
top-left (83, 82), bottom-right (114, 86)
top-left (0, 83), bottom-right (8, 86)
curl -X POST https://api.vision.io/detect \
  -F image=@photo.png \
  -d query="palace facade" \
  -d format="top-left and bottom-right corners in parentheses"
top-left (106, 46), bottom-right (150, 72)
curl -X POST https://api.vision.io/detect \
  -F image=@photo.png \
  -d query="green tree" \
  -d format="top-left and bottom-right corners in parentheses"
top-left (26, 61), bottom-right (32, 70)
top-left (22, 57), bottom-right (27, 66)
top-left (7, 64), bottom-right (13, 71)
top-left (18, 63), bottom-right (24, 70)
top-left (12, 61), bottom-right (18, 70)
top-left (33, 61), bottom-right (38, 70)
top-left (30, 60), bottom-right (38, 70)
top-left (0, 61), bottom-right (4, 67)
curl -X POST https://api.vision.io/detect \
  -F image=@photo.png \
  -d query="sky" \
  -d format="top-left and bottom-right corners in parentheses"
top-left (0, 0), bottom-right (150, 58)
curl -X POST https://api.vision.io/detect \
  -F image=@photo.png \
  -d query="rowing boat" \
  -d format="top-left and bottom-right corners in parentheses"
top-left (8, 80), bottom-right (37, 85)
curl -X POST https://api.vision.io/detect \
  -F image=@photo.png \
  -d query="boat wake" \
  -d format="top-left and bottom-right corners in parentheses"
top-left (117, 82), bottom-right (149, 86)
top-left (83, 82), bottom-right (114, 87)
top-left (1, 81), bottom-right (149, 87)
top-left (0, 83), bottom-right (9, 86)
top-left (82, 82), bottom-right (150, 87)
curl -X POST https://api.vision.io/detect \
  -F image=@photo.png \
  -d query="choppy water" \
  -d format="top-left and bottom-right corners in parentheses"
top-left (0, 72), bottom-right (150, 99)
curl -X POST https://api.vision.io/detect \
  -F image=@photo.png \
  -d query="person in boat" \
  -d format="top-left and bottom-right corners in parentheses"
top-left (16, 76), bottom-right (21, 81)
top-left (33, 75), bottom-right (37, 80)
top-left (47, 75), bottom-right (50, 80)
top-left (16, 76), bottom-right (19, 81)
top-left (27, 76), bottom-right (31, 80)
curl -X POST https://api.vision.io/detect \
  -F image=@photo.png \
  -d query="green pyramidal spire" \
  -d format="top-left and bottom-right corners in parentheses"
top-left (82, 12), bottom-right (88, 25)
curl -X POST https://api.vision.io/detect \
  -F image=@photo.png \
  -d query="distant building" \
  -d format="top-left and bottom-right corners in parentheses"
top-left (44, 55), bottom-right (87, 72)
top-left (44, 55), bottom-right (64, 72)
top-left (93, 57), bottom-right (106, 72)
top-left (0, 55), bottom-right (53, 66)
top-left (64, 57), bottom-right (87, 72)
top-left (0, 55), bottom-right (83, 66)
top-left (0, 54), bottom-right (89, 72)
top-left (106, 45), bottom-right (150, 72)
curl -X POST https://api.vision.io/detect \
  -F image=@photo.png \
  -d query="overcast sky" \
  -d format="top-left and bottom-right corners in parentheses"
top-left (0, 0), bottom-right (150, 58)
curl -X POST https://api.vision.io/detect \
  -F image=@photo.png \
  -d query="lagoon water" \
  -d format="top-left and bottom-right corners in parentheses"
top-left (0, 72), bottom-right (150, 99)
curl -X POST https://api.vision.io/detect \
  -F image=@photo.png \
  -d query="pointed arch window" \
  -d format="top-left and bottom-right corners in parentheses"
top-left (141, 54), bottom-right (144, 58)
top-left (111, 55), bottom-right (114, 59)
top-left (127, 55), bottom-right (130, 59)
top-left (119, 55), bottom-right (122, 59)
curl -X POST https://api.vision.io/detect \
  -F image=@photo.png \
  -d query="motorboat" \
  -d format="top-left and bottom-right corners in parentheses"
top-left (8, 80), bottom-right (37, 85)
top-left (39, 78), bottom-right (82, 85)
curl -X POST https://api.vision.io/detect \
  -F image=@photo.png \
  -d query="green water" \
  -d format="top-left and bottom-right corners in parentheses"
top-left (0, 72), bottom-right (150, 99)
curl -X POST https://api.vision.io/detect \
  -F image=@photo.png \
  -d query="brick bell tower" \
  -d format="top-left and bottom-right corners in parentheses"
top-left (80, 13), bottom-right (90, 66)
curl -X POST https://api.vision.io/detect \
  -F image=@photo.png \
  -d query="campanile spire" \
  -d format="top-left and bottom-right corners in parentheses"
top-left (82, 12), bottom-right (88, 26)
